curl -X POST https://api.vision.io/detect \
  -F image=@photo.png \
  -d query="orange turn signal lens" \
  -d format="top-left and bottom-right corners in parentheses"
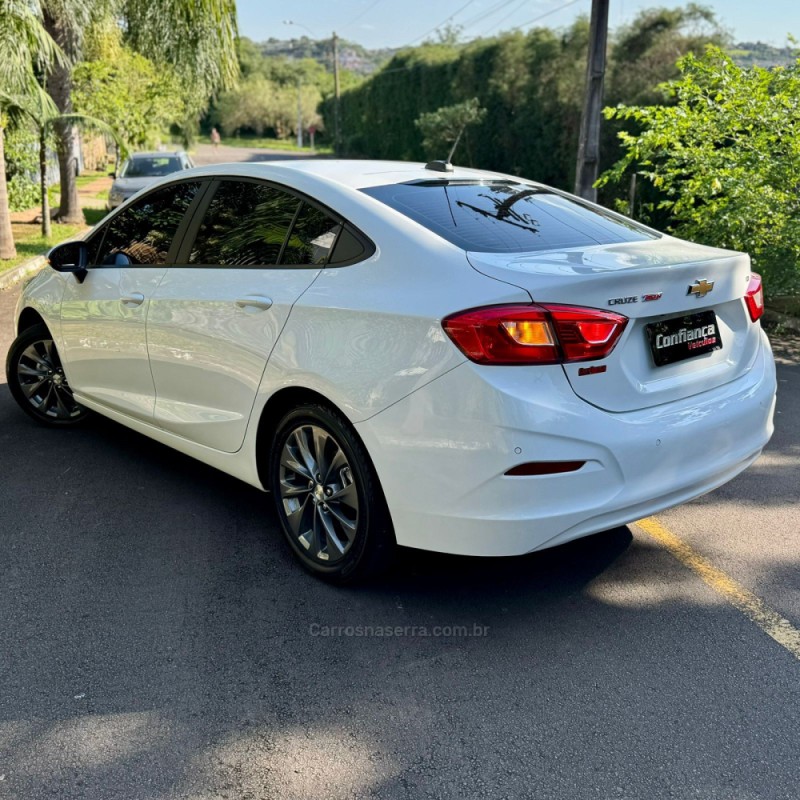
top-left (501, 320), bottom-right (555, 347)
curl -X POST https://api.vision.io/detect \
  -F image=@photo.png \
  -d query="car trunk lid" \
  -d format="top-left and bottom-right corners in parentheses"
top-left (468, 237), bottom-right (762, 412)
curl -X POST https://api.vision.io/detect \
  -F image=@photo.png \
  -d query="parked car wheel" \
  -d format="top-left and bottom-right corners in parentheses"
top-left (6, 324), bottom-right (89, 427)
top-left (269, 403), bottom-right (394, 583)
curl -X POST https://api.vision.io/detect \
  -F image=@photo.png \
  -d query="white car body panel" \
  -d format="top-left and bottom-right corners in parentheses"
top-left (263, 245), bottom-right (529, 425)
top-left (355, 331), bottom-right (776, 555)
top-left (60, 266), bottom-right (167, 420)
top-left (14, 159), bottom-right (778, 559)
top-left (148, 267), bottom-right (322, 452)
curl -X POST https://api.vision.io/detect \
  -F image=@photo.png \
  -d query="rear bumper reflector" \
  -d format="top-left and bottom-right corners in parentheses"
top-left (505, 461), bottom-right (586, 476)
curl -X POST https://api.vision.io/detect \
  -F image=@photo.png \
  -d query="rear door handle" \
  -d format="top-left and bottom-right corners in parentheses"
top-left (121, 292), bottom-right (145, 306)
top-left (235, 295), bottom-right (273, 312)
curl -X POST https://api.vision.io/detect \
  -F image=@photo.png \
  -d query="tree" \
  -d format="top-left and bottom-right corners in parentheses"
top-left (0, 0), bottom-right (63, 259)
top-left (415, 98), bottom-right (486, 161)
top-left (607, 3), bottom-right (729, 106)
top-left (41, 0), bottom-right (238, 222)
top-left (1, 87), bottom-right (119, 238)
top-left (598, 46), bottom-right (800, 294)
top-left (72, 23), bottom-right (187, 152)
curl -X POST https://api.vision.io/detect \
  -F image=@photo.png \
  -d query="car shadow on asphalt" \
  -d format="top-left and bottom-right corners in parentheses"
top-left (84, 412), bottom-right (634, 594)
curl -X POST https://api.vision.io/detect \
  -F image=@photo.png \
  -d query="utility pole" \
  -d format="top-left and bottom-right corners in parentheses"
top-left (296, 79), bottom-right (303, 149)
top-left (574, 0), bottom-right (610, 202)
top-left (333, 31), bottom-right (341, 156)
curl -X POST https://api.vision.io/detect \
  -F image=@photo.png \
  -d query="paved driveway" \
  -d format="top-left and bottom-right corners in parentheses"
top-left (191, 143), bottom-right (320, 166)
top-left (0, 280), bottom-right (797, 800)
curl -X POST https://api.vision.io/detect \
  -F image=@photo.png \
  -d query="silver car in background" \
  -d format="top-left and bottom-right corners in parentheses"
top-left (107, 151), bottom-right (193, 209)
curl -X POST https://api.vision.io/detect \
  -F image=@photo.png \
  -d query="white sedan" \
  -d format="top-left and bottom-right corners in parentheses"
top-left (6, 160), bottom-right (777, 582)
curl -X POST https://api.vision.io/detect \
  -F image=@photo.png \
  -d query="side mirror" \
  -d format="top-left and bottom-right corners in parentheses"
top-left (48, 240), bottom-right (89, 283)
top-left (109, 171), bottom-right (117, 178)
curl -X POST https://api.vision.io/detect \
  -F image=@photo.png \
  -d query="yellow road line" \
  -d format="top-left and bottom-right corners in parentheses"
top-left (636, 516), bottom-right (800, 662)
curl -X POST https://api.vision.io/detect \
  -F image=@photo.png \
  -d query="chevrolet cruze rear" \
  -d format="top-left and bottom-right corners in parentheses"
top-left (7, 160), bottom-right (777, 582)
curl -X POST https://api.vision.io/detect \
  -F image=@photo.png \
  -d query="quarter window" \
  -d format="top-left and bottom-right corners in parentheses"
top-left (98, 181), bottom-right (200, 266)
top-left (281, 202), bottom-right (341, 265)
top-left (189, 181), bottom-right (299, 266)
top-left (329, 225), bottom-right (367, 265)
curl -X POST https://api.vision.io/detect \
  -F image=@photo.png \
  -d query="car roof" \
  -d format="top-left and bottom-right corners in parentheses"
top-left (176, 159), bottom-right (520, 190)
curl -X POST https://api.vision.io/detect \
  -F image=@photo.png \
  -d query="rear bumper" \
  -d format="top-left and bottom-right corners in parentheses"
top-left (355, 331), bottom-right (777, 556)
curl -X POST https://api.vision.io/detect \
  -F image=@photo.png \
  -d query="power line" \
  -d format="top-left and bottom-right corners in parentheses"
top-left (516, 0), bottom-right (585, 29)
top-left (343, 0), bottom-right (386, 29)
top-left (401, 0), bottom-right (479, 47)
top-left (459, 0), bottom-right (525, 30)
top-left (389, 0), bottom-right (587, 59)
top-left (482, 0), bottom-right (532, 35)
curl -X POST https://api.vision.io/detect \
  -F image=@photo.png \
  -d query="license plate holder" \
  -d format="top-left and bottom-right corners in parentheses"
top-left (645, 310), bottom-right (722, 367)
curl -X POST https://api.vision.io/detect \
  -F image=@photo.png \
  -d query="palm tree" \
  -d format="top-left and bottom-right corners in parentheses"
top-left (41, 0), bottom-right (239, 224)
top-left (0, 0), bottom-right (63, 259)
top-left (1, 87), bottom-right (120, 238)
top-left (42, 0), bottom-right (97, 224)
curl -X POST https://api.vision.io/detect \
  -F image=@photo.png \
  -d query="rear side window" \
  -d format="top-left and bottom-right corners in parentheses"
top-left (361, 181), bottom-right (657, 253)
top-left (189, 180), bottom-right (299, 266)
top-left (97, 181), bottom-right (200, 265)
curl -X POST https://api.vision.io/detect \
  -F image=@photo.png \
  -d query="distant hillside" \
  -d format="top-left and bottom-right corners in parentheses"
top-left (729, 41), bottom-right (797, 68)
top-left (259, 36), bottom-right (796, 77)
top-left (259, 37), bottom-right (396, 76)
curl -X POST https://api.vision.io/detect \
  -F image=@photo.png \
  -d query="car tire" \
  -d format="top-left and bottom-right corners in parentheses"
top-left (6, 323), bottom-right (90, 427)
top-left (269, 403), bottom-right (395, 584)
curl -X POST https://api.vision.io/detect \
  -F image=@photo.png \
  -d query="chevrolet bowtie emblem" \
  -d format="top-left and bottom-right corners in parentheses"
top-left (688, 279), bottom-right (715, 298)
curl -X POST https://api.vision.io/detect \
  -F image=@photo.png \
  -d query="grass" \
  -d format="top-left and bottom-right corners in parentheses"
top-left (47, 171), bottom-right (111, 208)
top-left (219, 135), bottom-right (333, 155)
top-left (1, 207), bottom-right (107, 275)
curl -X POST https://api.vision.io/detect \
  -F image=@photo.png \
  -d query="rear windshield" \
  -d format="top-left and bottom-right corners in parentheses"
top-left (361, 180), bottom-right (657, 253)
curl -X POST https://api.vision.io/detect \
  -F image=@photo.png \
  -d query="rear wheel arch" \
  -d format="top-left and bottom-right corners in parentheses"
top-left (254, 388), bottom-right (388, 507)
top-left (255, 387), bottom-right (354, 489)
top-left (260, 390), bottom-right (395, 582)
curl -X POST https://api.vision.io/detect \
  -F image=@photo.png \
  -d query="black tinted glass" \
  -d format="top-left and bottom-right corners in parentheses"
top-left (85, 228), bottom-right (105, 266)
top-left (189, 181), bottom-right (299, 266)
top-left (329, 226), bottom-right (366, 264)
top-left (99, 181), bottom-right (200, 265)
top-left (121, 157), bottom-right (183, 177)
top-left (362, 181), bottom-right (656, 253)
top-left (282, 203), bottom-right (340, 265)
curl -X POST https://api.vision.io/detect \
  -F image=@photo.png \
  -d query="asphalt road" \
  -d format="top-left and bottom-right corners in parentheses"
top-left (0, 157), bottom-right (798, 797)
top-left (191, 143), bottom-right (321, 166)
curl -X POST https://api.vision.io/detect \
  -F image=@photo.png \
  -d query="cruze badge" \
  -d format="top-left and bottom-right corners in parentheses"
top-left (688, 279), bottom-right (714, 298)
top-left (608, 292), bottom-right (662, 306)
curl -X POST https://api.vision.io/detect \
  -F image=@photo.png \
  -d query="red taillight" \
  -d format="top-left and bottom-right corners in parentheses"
top-left (442, 304), bottom-right (628, 365)
top-left (744, 273), bottom-right (764, 323)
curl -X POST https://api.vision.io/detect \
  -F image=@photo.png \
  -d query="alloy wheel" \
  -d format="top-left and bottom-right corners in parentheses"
top-left (16, 338), bottom-right (83, 421)
top-left (278, 424), bottom-right (360, 563)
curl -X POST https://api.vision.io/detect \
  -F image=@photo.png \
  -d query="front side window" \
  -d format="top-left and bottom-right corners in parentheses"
top-left (361, 180), bottom-right (657, 253)
top-left (189, 181), bottom-right (300, 266)
top-left (98, 181), bottom-right (200, 266)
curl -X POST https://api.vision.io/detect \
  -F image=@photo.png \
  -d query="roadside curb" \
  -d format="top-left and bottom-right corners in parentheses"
top-left (0, 256), bottom-right (47, 293)
top-left (764, 308), bottom-right (800, 335)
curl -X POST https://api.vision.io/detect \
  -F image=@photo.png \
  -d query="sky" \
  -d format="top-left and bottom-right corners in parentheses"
top-left (238, 1), bottom-right (800, 50)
